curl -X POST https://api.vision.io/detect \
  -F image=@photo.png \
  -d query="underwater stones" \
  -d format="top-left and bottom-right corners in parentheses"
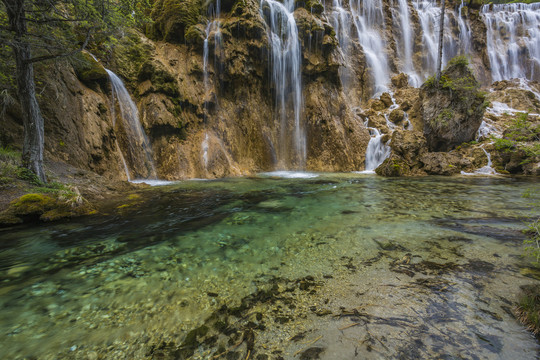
top-left (299, 346), bottom-right (325, 359)
top-left (421, 57), bottom-right (486, 152)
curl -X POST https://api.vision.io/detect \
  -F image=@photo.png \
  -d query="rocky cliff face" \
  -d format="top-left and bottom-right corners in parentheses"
top-left (1, 0), bottom-right (539, 180)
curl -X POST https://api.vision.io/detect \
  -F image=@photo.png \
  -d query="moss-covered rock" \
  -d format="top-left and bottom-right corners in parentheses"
top-left (149, 0), bottom-right (203, 43)
top-left (376, 155), bottom-right (412, 177)
top-left (185, 24), bottom-right (206, 48)
top-left (71, 52), bottom-right (108, 87)
top-left (421, 56), bottom-right (486, 152)
top-left (138, 61), bottom-right (179, 97)
top-left (0, 192), bottom-right (95, 226)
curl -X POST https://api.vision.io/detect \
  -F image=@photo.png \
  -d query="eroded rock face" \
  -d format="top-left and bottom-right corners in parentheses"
top-left (421, 59), bottom-right (486, 152)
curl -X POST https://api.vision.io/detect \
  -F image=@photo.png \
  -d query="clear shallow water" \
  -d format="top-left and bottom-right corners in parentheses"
top-left (0, 174), bottom-right (539, 359)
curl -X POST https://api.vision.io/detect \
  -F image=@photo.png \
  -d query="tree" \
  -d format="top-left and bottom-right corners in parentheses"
top-left (0, 0), bottom-right (151, 184)
top-left (436, 0), bottom-right (446, 84)
top-left (1, 0), bottom-right (96, 183)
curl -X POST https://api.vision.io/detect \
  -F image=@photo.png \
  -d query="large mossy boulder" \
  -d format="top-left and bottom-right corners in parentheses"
top-left (421, 56), bottom-right (486, 152)
top-left (149, 0), bottom-right (202, 43)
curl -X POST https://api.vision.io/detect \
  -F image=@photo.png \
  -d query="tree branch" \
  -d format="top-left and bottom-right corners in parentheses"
top-left (24, 27), bottom-right (93, 64)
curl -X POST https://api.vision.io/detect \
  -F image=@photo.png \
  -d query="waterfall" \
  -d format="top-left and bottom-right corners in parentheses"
top-left (461, 146), bottom-right (499, 175)
top-left (363, 128), bottom-right (391, 172)
top-left (351, 0), bottom-right (389, 94)
top-left (482, 3), bottom-right (540, 82)
top-left (393, 0), bottom-right (421, 87)
top-left (457, 0), bottom-right (471, 55)
top-left (331, 0), bottom-right (354, 91)
top-left (261, 0), bottom-right (305, 169)
top-left (106, 69), bottom-right (157, 179)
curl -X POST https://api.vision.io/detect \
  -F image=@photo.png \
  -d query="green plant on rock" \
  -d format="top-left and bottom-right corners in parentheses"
top-left (523, 188), bottom-right (540, 263)
top-left (493, 137), bottom-right (516, 152)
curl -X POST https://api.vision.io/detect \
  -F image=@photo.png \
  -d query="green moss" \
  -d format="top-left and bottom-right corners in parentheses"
top-left (108, 31), bottom-right (153, 89)
top-left (432, 109), bottom-right (453, 127)
top-left (71, 52), bottom-right (108, 85)
top-left (185, 24), bottom-right (206, 46)
top-left (10, 194), bottom-right (57, 215)
top-left (149, 0), bottom-right (203, 43)
top-left (138, 61), bottom-right (179, 97)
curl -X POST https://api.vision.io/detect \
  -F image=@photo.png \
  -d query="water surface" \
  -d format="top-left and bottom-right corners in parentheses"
top-left (0, 174), bottom-right (539, 359)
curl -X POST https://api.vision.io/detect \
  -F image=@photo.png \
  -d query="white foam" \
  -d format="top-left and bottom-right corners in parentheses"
top-left (130, 179), bottom-right (177, 186)
top-left (260, 171), bottom-right (319, 179)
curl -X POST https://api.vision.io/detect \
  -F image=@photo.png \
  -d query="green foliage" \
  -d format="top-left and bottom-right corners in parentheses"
top-left (16, 167), bottom-right (42, 186)
top-left (493, 137), bottom-right (516, 152)
top-left (433, 109), bottom-right (453, 126)
top-left (523, 188), bottom-right (540, 264)
top-left (447, 55), bottom-right (469, 68)
top-left (0, 147), bottom-right (20, 180)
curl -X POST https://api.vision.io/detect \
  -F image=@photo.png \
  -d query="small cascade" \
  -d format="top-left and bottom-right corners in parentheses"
top-left (462, 145), bottom-right (499, 175)
top-left (106, 69), bottom-right (157, 179)
top-left (363, 127), bottom-right (391, 172)
top-left (482, 3), bottom-right (540, 82)
top-left (350, 0), bottom-right (389, 94)
top-left (261, 0), bottom-right (305, 169)
top-left (393, 0), bottom-right (421, 87)
top-left (202, 132), bottom-right (209, 172)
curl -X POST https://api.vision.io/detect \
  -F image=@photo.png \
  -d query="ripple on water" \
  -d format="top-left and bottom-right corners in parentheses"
top-left (0, 175), bottom-right (539, 359)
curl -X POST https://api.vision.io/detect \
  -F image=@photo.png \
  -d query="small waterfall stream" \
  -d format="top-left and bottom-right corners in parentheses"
top-left (106, 70), bottom-right (157, 180)
top-left (261, 0), bottom-right (305, 169)
top-left (201, 0), bottom-right (222, 174)
top-left (482, 3), bottom-right (540, 82)
top-left (363, 127), bottom-right (391, 172)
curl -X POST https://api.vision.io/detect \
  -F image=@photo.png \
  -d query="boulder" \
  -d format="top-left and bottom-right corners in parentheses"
top-left (389, 109), bottom-right (405, 125)
top-left (421, 56), bottom-right (486, 152)
top-left (391, 73), bottom-right (409, 89)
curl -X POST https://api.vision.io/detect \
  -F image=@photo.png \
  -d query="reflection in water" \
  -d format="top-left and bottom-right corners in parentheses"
top-left (0, 175), bottom-right (539, 359)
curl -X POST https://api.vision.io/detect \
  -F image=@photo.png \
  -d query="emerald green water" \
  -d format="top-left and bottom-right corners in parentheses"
top-left (1, 173), bottom-right (539, 359)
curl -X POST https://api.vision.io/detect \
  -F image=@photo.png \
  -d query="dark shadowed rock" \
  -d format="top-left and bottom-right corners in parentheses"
top-left (421, 57), bottom-right (486, 152)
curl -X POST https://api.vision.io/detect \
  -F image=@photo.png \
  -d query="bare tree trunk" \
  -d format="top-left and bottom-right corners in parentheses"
top-left (436, 0), bottom-right (446, 84)
top-left (4, 0), bottom-right (47, 183)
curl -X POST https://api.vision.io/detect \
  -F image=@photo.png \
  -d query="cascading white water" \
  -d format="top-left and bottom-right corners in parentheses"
top-left (482, 3), bottom-right (540, 82)
top-left (393, 0), bottom-right (421, 87)
top-left (201, 0), bottom-right (222, 173)
top-left (261, 0), bottom-right (305, 169)
top-left (351, 0), bottom-right (389, 94)
top-left (364, 127), bottom-right (391, 172)
top-left (106, 69), bottom-right (157, 179)
top-left (412, 0), bottom-right (472, 80)
top-left (331, 0), bottom-right (354, 90)
top-left (457, 0), bottom-right (471, 55)
top-left (462, 145), bottom-right (499, 175)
